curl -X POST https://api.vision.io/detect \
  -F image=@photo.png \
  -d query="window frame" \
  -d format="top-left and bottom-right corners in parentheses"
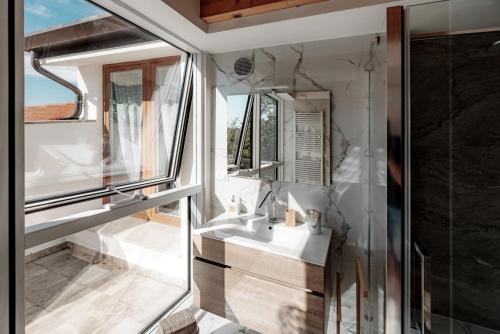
top-left (20, 1), bottom-right (202, 333)
top-left (232, 93), bottom-right (284, 180)
top-left (2, 0), bottom-right (25, 332)
top-left (25, 53), bottom-right (193, 214)
top-left (258, 94), bottom-right (280, 180)
top-left (103, 56), bottom-right (184, 221)
top-left (234, 94), bottom-right (254, 168)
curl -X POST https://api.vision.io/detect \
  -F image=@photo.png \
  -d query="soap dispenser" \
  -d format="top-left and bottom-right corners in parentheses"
top-left (227, 195), bottom-right (240, 215)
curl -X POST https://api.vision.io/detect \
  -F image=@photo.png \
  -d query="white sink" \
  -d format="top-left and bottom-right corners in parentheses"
top-left (193, 213), bottom-right (332, 266)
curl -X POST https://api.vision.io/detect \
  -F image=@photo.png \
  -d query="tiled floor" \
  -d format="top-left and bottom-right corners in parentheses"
top-left (25, 247), bottom-right (186, 334)
top-left (189, 307), bottom-right (260, 334)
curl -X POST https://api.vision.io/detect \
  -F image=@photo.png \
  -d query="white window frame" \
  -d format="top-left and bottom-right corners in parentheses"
top-left (2, 0), bottom-right (25, 332)
top-left (13, 1), bottom-right (206, 334)
top-left (24, 0), bottom-right (198, 213)
top-left (233, 93), bottom-right (284, 180)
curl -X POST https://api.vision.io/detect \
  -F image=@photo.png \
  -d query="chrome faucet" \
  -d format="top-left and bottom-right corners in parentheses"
top-left (258, 190), bottom-right (278, 223)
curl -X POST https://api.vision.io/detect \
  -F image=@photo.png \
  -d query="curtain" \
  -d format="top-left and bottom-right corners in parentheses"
top-left (108, 60), bottom-right (183, 184)
top-left (153, 61), bottom-right (183, 176)
top-left (109, 69), bottom-right (143, 182)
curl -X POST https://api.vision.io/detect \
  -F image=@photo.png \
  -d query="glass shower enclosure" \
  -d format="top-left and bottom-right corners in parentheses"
top-left (406, 1), bottom-right (500, 333)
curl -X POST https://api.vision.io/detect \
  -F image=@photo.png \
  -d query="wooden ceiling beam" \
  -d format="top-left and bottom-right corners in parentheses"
top-left (201, 0), bottom-right (329, 24)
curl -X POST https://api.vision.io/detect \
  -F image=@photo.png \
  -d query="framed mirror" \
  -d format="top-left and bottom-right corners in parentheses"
top-left (226, 91), bottom-right (331, 186)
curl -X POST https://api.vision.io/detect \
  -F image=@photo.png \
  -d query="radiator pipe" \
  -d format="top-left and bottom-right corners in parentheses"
top-left (30, 51), bottom-right (83, 120)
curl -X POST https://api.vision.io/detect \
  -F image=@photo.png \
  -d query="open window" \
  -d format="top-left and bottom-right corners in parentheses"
top-left (226, 91), bottom-right (330, 186)
top-left (23, 1), bottom-right (198, 333)
top-left (103, 56), bottom-right (188, 223)
top-left (24, 11), bottom-right (193, 207)
top-left (227, 93), bottom-right (283, 180)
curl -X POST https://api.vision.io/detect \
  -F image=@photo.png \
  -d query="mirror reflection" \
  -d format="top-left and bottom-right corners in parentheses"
top-left (226, 91), bottom-right (331, 186)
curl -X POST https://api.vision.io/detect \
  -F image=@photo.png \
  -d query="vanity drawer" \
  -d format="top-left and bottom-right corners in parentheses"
top-left (193, 234), bottom-right (326, 293)
top-left (193, 258), bottom-right (325, 334)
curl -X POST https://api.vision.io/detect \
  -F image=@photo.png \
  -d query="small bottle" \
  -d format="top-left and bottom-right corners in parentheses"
top-left (227, 195), bottom-right (240, 215)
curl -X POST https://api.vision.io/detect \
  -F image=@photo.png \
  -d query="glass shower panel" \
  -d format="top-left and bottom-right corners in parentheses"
top-left (408, 1), bottom-right (500, 332)
top-left (368, 34), bottom-right (387, 334)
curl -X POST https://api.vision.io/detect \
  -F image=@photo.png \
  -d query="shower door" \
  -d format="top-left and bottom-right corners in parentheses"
top-left (406, 1), bottom-right (500, 333)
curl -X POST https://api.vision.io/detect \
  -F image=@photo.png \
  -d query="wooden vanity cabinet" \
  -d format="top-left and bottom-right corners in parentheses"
top-left (193, 234), bottom-right (332, 334)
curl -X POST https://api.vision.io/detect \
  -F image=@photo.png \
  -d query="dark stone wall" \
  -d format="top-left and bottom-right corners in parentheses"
top-left (411, 31), bottom-right (500, 330)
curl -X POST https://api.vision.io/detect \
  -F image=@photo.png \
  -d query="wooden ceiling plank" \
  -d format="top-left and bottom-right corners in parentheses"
top-left (201, 0), bottom-right (328, 24)
top-left (201, 0), bottom-right (253, 17)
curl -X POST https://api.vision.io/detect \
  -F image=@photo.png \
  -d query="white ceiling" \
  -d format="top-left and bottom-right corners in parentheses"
top-left (92, 0), bottom-right (397, 53)
top-left (90, 0), bottom-right (499, 55)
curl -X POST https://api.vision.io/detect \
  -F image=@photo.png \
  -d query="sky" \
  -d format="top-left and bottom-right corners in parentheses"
top-left (227, 95), bottom-right (248, 126)
top-left (24, 0), bottom-right (104, 106)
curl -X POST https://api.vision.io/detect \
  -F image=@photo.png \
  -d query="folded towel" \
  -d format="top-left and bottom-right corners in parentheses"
top-left (155, 309), bottom-right (199, 334)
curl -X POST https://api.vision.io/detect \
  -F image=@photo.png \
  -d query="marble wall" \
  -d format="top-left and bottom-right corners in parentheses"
top-left (410, 31), bottom-right (500, 331)
top-left (209, 34), bottom-right (386, 333)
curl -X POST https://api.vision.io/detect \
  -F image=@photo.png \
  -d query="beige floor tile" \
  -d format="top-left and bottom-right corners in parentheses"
top-left (25, 309), bottom-right (86, 334)
top-left (113, 275), bottom-right (185, 315)
top-left (34, 248), bottom-right (73, 271)
top-left (26, 247), bottom-right (187, 334)
top-left (43, 282), bottom-right (94, 314)
top-left (96, 270), bottom-right (138, 297)
top-left (71, 264), bottom-right (120, 288)
top-left (51, 257), bottom-right (90, 279)
top-left (25, 262), bottom-right (49, 282)
top-left (25, 270), bottom-right (70, 307)
top-left (90, 305), bottom-right (152, 334)
top-left (25, 301), bottom-right (44, 325)
top-left (55, 293), bottom-right (130, 334)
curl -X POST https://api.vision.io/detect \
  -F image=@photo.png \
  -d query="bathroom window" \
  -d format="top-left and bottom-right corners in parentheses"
top-left (24, 0), bottom-right (193, 206)
top-left (259, 94), bottom-right (279, 180)
top-left (103, 57), bottom-right (185, 192)
top-left (236, 95), bottom-right (255, 170)
top-left (227, 93), bottom-right (282, 180)
top-left (22, 1), bottom-right (199, 333)
top-left (227, 95), bottom-right (253, 169)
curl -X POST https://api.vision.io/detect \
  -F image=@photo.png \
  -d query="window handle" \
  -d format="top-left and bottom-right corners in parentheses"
top-left (104, 186), bottom-right (148, 210)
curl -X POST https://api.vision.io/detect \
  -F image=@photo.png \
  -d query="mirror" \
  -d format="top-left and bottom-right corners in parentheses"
top-left (226, 91), bottom-right (331, 186)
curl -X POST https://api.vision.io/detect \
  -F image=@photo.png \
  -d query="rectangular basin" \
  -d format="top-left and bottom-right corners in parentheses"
top-left (193, 213), bottom-right (332, 266)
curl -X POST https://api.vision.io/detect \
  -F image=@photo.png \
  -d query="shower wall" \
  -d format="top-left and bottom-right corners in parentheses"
top-left (368, 38), bottom-right (386, 334)
top-left (410, 31), bottom-right (500, 331)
